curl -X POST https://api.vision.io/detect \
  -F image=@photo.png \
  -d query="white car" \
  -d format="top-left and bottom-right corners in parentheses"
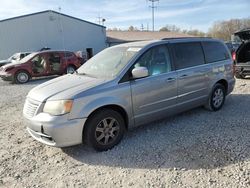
top-left (0, 52), bottom-right (31, 67)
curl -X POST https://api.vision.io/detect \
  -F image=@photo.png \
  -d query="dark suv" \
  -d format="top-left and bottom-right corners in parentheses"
top-left (234, 28), bottom-right (250, 79)
top-left (0, 51), bottom-right (82, 83)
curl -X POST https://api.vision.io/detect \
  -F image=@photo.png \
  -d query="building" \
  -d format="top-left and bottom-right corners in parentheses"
top-left (107, 31), bottom-right (194, 46)
top-left (0, 10), bottom-right (106, 59)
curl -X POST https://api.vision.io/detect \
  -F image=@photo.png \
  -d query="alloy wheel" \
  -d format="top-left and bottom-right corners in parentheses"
top-left (17, 72), bottom-right (29, 83)
top-left (212, 88), bottom-right (224, 108)
top-left (95, 117), bottom-right (120, 145)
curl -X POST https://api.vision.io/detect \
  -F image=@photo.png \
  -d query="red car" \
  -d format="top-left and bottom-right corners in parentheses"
top-left (0, 51), bottom-right (82, 83)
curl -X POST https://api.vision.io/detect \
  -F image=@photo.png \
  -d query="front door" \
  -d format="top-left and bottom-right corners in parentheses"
top-left (130, 44), bottom-right (178, 126)
top-left (31, 54), bottom-right (48, 77)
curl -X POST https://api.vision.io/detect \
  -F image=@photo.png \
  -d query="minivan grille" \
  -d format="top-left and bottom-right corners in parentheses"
top-left (23, 98), bottom-right (41, 118)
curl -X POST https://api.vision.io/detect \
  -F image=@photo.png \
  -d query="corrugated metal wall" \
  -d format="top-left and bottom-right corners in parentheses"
top-left (0, 11), bottom-right (106, 59)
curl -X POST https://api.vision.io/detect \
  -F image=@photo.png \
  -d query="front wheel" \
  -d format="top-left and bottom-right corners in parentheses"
top-left (205, 83), bottom-right (226, 111)
top-left (83, 109), bottom-right (125, 151)
top-left (14, 71), bottom-right (30, 84)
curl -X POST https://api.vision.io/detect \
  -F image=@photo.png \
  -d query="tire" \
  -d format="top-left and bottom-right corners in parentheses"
top-left (66, 65), bottom-right (76, 74)
top-left (83, 109), bottom-right (125, 151)
top-left (14, 70), bottom-right (30, 84)
top-left (235, 73), bottom-right (246, 79)
top-left (205, 83), bottom-right (226, 111)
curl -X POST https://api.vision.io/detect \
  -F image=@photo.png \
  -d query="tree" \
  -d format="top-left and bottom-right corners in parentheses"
top-left (208, 18), bottom-right (250, 40)
top-left (159, 24), bottom-right (181, 32)
top-left (128, 25), bottom-right (139, 31)
top-left (159, 24), bottom-right (205, 37)
top-left (185, 29), bottom-right (206, 37)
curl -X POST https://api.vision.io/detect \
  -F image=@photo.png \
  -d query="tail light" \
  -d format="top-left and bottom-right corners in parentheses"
top-left (232, 51), bottom-right (236, 61)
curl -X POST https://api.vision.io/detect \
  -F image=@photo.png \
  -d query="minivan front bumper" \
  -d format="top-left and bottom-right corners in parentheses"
top-left (24, 113), bottom-right (86, 147)
top-left (0, 71), bottom-right (13, 81)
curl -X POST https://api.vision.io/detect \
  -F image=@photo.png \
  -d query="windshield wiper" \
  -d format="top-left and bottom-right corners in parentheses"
top-left (75, 71), bottom-right (97, 78)
top-left (75, 70), bottom-right (87, 75)
top-left (76, 72), bottom-right (86, 75)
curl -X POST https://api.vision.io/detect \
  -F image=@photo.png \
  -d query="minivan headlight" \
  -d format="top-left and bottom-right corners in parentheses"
top-left (5, 66), bottom-right (15, 72)
top-left (43, 100), bottom-right (73, 116)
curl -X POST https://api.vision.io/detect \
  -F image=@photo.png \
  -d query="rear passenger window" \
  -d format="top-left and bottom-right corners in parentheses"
top-left (172, 42), bottom-right (205, 70)
top-left (202, 41), bottom-right (230, 63)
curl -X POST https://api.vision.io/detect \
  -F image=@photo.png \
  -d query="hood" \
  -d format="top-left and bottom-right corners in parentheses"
top-left (0, 60), bottom-right (10, 64)
top-left (1, 61), bottom-right (23, 69)
top-left (27, 74), bottom-right (106, 102)
top-left (0, 61), bottom-right (22, 69)
top-left (234, 28), bottom-right (250, 41)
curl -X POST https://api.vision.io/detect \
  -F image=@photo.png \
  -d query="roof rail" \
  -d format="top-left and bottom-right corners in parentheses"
top-left (161, 37), bottom-right (212, 40)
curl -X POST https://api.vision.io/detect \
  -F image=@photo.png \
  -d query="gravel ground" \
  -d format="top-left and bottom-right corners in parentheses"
top-left (0, 77), bottom-right (249, 188)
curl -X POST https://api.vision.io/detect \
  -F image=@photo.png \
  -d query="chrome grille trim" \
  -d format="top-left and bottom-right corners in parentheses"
top-left (23, 98), bottom-right (41, 118)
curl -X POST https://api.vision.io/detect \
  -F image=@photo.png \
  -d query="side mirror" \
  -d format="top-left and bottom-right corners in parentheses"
top-left (132, 66), bottom-right (149, 79)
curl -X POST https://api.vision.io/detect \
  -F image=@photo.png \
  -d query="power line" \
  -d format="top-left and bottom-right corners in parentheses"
top-left (148, 0), bottom-right (159, 32)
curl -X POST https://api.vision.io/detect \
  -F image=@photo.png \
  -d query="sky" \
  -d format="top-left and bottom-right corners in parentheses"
top-left (0, 0), bottom-right (249, 32)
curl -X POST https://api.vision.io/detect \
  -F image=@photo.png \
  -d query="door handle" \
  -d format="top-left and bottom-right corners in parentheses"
top-left (179, 74), bottom-right (188, 79)
top-left (165, 77), bottom-right (176, 82)
top-left (180, 74), bottom-right (188, 77)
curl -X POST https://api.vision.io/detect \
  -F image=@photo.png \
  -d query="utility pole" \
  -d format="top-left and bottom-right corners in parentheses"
top-left (58, 6), bottom-right (65, 51)
top-left (141, 23), bottom-right (144, 31)
top-left (148, 0), bottom-right (159, 32)
top-left (97, 13), bottom-right (102, 25)
top-left (97, 13), bottom-right (106, 26)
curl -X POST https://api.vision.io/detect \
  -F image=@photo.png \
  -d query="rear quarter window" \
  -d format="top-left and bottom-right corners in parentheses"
top-left (171, 42), bottom-right (205, 70)
top-left (202, 41), bottom-right (230, 63)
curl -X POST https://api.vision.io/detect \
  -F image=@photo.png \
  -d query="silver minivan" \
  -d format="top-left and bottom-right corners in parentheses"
top-left (23, 38), bottom-right (235, 151)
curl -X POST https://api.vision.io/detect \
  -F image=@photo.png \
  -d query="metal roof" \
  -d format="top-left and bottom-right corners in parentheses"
top-left (107, 31), bottom-right (194, 43)
top-left (0, 10), bottom-right (105, 28)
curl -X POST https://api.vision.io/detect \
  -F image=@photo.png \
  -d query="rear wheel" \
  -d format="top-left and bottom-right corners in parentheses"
top-left (83, 109), bottom-right (125, 151)
top-left (205, 83), bottom-right (226, 111)
top-left (66, 65), bottom-right (76, 74)
top-left (14, 71), bottom-right (30, 84)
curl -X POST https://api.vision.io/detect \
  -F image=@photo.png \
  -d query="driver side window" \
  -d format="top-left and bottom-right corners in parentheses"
top-left (32, 55), bottom-right (47, 74)
top-left (134, 45), bottom-right (172, 76)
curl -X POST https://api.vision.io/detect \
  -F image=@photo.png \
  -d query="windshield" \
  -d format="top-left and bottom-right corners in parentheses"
top-left (8, 53), bottom-right (19, 61)
top-left (77, 46), bottom-right (141, 78)
top-left (19, 53), bottom-right (37, 63)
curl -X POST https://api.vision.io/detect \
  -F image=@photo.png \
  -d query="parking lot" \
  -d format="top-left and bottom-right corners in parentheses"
top-left (0, 77), bottom-right (249, 187)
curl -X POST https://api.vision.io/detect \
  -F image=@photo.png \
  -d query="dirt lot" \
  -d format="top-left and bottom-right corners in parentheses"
top-left (0, 77), bottom-right (249, 188)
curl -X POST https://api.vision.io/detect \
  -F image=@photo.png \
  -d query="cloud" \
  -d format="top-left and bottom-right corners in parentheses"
top-left (107, 6), bottom-right (203, 23)
top-left (0, 0), bottom-right (249, 32)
